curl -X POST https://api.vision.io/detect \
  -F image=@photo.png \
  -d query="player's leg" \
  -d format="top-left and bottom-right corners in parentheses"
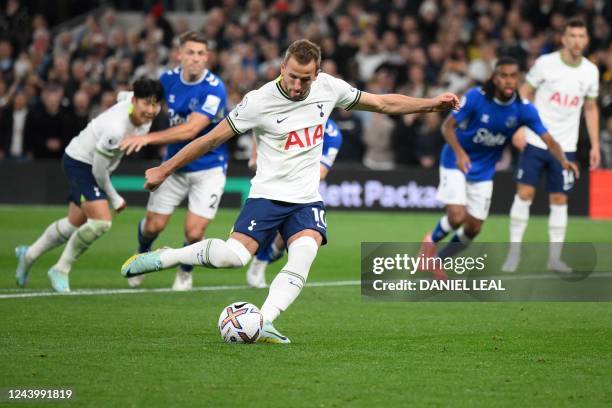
top-left (421, 168), bottom-right (467, 264)
top-left (15, 202), bottom-right (84, 287)
top-left (256, 202), bottom-right (327, 343)
top-left (171, 211), bottom-right (211, 290)
top-left (122, 198), bottom-right (285, 276)
top-left (171, 168), bottom-right (226, 290)
top-left (437, 180), bottom-right (492, 259)
top-left (49, 200), bottom-right (113, 292)
top-left (129, 173), bottom-right (186, 287)
top-left (545, 151), bottom-right (575, 272)
top-left (503, 145), bottom-right (544, 272)
top-left (247, 232), bottom-right (285, 288)
top-left (259, 229), bottom-right (321, 321)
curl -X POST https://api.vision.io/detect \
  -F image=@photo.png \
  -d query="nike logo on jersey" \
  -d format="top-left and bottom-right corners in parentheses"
top-left (277, 117), bottom-right (289, 123)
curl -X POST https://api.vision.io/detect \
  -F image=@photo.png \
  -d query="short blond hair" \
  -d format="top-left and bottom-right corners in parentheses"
top-left (283, 39), bottom-right (321, 70)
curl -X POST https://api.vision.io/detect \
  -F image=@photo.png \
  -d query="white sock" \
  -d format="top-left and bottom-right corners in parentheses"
top-left (260, 237), bottom-right (319, 323)
top-left (508, 195), bottom-right (531, 258)
top-left (159, 238), bottom-right (251, 269)
top-left (25, 217), bottom-right (78, 263)
top-left (548, 204), bottom-right (567, 263)
top-left (54, 219), bottom-right (112, 274)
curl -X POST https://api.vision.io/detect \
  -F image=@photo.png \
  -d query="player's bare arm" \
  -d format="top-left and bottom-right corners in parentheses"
top-left (144, 119), bottom-right (235, 191)
top-left (354, 91), bottom-right (459, 114)
top-left (120, 112), bottom-right (211, 155)
top-left (541, 133), bottom-right (580, 178)
top-left (583, 98), bottom-right (600, 169)
top-left (441, 114), bottom-right (471, 173)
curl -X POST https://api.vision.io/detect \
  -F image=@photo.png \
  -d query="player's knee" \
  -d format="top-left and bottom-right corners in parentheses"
top-left (184, 227), bottom-right (205, 244)
top-left (463, 220), bottom-right (482, 239)
top-left (447, 210), bottom-right (466, 228)
top-left (144, 214), bottom-right (166, 235)
top-left (517, 185), bottom-right (535, 201)
top-left (549, 193), bottom-right (567, 206)
top-left (82, 219), bottom-right (112, 241)
top-left (209, 238), bottom-right (251, 268)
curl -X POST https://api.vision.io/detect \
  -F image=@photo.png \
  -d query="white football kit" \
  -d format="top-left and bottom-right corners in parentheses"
top-left (524, 51), bottom-right (599, 152)
top-left (226, 73), bottom-right (361, 203)
top-left (65, 94), bottom-right (151, 168)
top-left (65, 94), bottom-right (152, 207)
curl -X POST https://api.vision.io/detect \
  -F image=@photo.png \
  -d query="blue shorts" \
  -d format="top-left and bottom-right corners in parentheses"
top-left (233, 198), bottom-right (328, 251)
top-left (516, 144), bottom-right (577, 193)
top-left (63, 153), bottom-right (107, 206)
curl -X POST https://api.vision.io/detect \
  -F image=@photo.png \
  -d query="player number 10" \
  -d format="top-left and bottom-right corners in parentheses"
top-left (311, 208), bottom-right (327, 228)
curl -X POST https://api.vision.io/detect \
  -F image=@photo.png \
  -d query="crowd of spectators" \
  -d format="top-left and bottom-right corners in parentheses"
top-left (0, 0), bottom-right (611, 169)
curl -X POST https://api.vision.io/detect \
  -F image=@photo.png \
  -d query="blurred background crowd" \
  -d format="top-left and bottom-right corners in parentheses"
top-left (0, 0), bottom-right (611, 169)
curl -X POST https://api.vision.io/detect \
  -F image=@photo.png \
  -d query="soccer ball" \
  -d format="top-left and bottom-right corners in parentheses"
top-left (218, 302), bottom-right (263, 344)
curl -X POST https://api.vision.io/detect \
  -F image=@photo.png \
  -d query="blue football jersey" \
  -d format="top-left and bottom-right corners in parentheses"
top-left (440, 87), bottom-right (548, 181)
top-left (321, 119), bottom-right (343, 169)
top-left (161, 68), bottom-right (228, 173)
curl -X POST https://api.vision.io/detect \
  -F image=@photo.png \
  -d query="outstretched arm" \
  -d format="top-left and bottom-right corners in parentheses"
top-left (144, 119), bottom-right (236, 191)
top-left (120, 113), bottom-right (211, 155)
top-left (353, 92), bottom-right (459, 115)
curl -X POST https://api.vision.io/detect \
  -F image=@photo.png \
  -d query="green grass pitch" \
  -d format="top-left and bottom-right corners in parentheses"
top-left (1, 205), bottom-right (611, 407)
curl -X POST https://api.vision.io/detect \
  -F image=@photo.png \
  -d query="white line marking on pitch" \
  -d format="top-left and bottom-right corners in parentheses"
top-left (0, 280), bottom-right (361, 299)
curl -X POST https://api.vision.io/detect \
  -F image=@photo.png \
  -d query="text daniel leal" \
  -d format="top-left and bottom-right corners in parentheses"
top-left (372, 279), bottom-right (506, 291)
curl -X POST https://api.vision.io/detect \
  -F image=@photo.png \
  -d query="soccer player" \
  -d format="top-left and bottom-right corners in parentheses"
top-left (15, 78), bottom-right (163, 292)
top-left (119, 32), bottom-right (229, 291)
top-left (245, 118), bottom-right (343, 288)
top-left (502, 18), bottom-right (600, 273)
top-left (121, 39), bottom-right (459, 343)
top-left (422, 57), bottom-right (579, 268)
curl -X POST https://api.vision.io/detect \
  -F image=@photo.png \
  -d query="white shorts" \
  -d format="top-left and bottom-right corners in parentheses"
top-left (147, 166), bottom-right (226, 219)
top-left (436, 167), bottom-right (493, 220)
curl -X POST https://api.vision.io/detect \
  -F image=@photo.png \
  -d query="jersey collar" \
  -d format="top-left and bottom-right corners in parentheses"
top-left (180, 69), bottom-right (209, 85)
top-left (275, 76), bottom-right (310, 102)
top-left (493, 93), bottom-right (516, 106)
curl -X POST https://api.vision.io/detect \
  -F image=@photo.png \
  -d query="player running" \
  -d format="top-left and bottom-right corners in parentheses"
top-left (121, 39), bottom-right (459, 343)
top-left (421, 57), bottom-right (579, 268)
top-left (119, 32), bottom-right (229, 291)
top-left (502, 18), bottom-right (600, 273)
top-left (15, 78), bottom-right (163, 292)
top-left (245, 118), bottom-right (343, 288)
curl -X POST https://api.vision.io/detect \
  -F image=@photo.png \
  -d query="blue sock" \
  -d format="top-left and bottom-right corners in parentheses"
top-left (137, 219), bottom-right (157, 253)
top-left (180, 241), bottom-right (194, 273)
top-left (256, 246), bottom-right (272, 262)
top-left (431, 215), bottom-right (452, 243)
top-left (256, 240), bottom-right (285, 263)
top-left (437, 228), bottom-right (471, 259)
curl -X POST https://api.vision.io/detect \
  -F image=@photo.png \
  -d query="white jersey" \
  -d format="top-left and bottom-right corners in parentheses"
top-left (65, 94), bottom-right (152, 169)
top-left (227, 73), bottom-right (361, 203)
top-left (524, 51), bottom-right (599, 152)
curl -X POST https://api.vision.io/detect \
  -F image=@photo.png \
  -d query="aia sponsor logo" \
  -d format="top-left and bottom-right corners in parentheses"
top-left (549, 92), bottom-right (580, 108)
top-left (284, 124), bottom-right (324, 150)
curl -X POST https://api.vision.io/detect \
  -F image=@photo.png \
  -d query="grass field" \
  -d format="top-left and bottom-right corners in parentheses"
top-left (2, 205), bottom-right (612, 407)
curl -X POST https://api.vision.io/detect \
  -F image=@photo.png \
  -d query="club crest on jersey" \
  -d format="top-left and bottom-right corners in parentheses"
top-left (189, 98), bottom-right (199, 111)
top-left (480, 114), bottom-right (490, 123)
top-left (284, 124), bottom-right (324, 150)
top-left (505, 116), bottom-right (517, 128)
top-left (168, 94), bottom-right (176, 103)
top-left (549, 92), bottom-right (580, 108)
